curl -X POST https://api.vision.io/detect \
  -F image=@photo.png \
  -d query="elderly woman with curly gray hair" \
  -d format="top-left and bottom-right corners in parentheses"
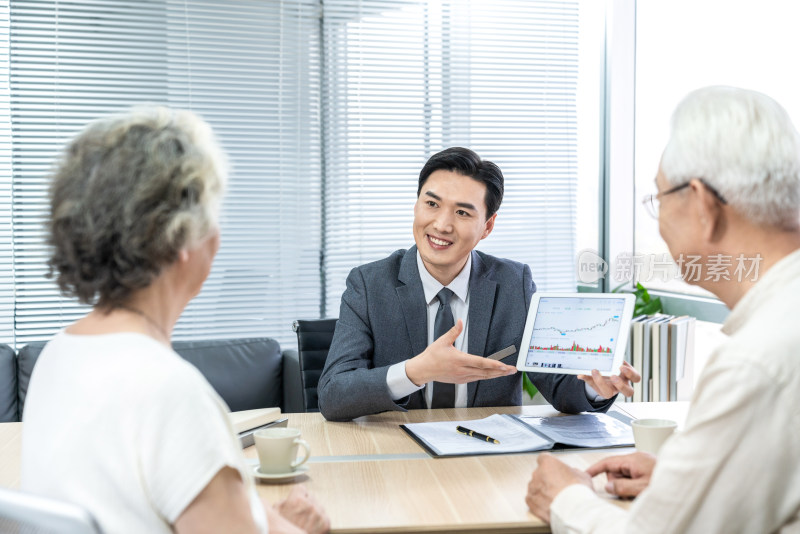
top-left (19, 107), bottom-right (329, 534)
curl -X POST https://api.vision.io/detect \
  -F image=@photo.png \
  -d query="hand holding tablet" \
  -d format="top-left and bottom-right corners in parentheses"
top-left (577, 361), bottom-right (641, 398)
top-left (516, 293), bottom-right (636, 377)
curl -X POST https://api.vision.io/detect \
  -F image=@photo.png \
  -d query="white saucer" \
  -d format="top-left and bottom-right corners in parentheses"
top-left (252, 465), bottom-right (309, 483)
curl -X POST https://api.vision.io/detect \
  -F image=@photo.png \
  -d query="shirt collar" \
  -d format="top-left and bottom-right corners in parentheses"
top-left (416, 250), bottom-right (472, 305)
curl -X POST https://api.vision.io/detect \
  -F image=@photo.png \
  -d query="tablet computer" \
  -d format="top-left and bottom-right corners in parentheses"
top-left (516, 293), bottom-right (636, 376)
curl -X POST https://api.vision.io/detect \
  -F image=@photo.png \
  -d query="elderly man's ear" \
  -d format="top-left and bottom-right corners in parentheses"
top-left (691, 179), bottom-right (726, 243)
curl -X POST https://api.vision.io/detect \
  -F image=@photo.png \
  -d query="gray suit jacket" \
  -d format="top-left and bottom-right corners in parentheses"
top-left (318, 247), bottom-right (614, 421)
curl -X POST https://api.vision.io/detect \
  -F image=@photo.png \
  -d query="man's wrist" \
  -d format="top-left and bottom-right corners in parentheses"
top-left (583, 382), bottom-right (606, 402)
top-left (386, 361), bottom-right (423, 399)
top-left (405, 354), bottom-right (429, 386)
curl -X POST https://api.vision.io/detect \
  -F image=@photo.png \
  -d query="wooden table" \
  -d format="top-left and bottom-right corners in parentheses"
top-left (0, 402), bottom-right (689, 533)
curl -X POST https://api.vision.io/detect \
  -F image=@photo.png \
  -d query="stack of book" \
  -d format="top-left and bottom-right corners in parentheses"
top-left (625, 314), bottom-right (696, 402)
top-left (228, 407), bottom-right (287, 448)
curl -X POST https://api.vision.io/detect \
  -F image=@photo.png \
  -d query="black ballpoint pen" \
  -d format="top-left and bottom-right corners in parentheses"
top-left (456, 425), bottom-right (500, 444)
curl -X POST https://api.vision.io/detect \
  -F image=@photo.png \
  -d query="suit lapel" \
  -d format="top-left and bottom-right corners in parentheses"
top-left (467, 251), bottom-right (497, 406)
top-left (396, 246), bottom-right (428, 360)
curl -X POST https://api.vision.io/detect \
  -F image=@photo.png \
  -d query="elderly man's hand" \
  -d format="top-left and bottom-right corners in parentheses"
top-left (578, 361), bottom-right (641, 399)
top-left (526, 453), bottom-right (593, 523)
top-left (586, 452), bottom-right (656, 499)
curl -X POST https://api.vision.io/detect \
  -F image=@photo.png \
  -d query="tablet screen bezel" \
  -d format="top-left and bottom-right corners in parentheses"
top-left (515, 292), bottom-right (636, 377)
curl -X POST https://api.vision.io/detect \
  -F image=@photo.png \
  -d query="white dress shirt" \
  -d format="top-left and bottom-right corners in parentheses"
top-left (386, 251), bottom-right (472, 407)
top-left (548, 247), bottom-right (800, 534)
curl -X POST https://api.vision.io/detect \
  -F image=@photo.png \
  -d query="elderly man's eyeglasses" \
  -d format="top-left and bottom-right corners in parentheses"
top-left (641, 179), bottom-right (728, 219)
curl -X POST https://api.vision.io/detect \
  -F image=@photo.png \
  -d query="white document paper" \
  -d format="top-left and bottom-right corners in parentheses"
top-left (403, 414), bottom-right (552, 456)
top-left (516, 413), bottom-right (633, 448)
top-left (402, 412), bottom-right (634, 457)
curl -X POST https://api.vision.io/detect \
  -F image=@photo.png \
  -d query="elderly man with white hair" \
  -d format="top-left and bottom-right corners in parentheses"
top-left (525, 85), bottom-right (800, 533)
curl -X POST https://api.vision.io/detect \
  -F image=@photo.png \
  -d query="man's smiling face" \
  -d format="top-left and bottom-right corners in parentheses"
top-left (413, 169), bottom-right (496, 285)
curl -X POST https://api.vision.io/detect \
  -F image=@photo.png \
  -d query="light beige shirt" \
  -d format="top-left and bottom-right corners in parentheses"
top-left (550, 247), bottom-right (800, 534)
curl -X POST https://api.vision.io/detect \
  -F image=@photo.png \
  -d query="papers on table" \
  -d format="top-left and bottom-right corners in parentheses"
top-left (401, 412), bottom-right (633, 457)
top-left (516, 413), bottom-right (633, 449)
top-left (404, 414), bottom-right (551, 456)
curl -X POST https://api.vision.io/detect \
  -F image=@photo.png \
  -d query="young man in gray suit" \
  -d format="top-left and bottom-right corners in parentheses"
top-left (318, 147), bottom-right (639, 421)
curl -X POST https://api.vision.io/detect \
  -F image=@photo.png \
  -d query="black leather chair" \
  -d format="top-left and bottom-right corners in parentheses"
top-left (292, 319), bottom-right (337, 413)
top-left (14, 338), bottom-right (285, 418)
top-left (0, 344), bottom-right (17, 423)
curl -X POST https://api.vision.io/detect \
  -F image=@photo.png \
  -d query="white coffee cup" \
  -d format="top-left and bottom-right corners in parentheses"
top-left (254, 427), bottom-right (311, 474)
top-left (631, 418), bottom-right (677, 455)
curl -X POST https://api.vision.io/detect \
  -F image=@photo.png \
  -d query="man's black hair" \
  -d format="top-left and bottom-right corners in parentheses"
top-left (417, 147), bottom-right (504, 218)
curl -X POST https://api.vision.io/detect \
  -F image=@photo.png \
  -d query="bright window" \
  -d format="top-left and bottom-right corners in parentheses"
top-left (634, 0), bottom-right (800, 297)
top-left (322, 0), bottom-right (605, 313)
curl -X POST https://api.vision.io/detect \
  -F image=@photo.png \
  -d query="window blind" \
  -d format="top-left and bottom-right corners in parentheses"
top-left (164, 1), bottom-right (322, 343)
top-left (321, 0), bottom-right (581, 316)
top-left (3, 0), bottom-right (593, 349)
top-left (7, 0), bottom-right (321, 348)
top-left (0, 2), bottom-right (12, 345)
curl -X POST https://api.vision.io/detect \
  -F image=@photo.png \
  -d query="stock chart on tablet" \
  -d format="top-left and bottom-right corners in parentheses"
top-left (525, 296), bottom-right (627, 372)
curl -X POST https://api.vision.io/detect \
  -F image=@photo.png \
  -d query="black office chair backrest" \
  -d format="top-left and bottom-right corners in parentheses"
top-left (292, 319), bottom-right (337, 412)
top-left (17, 338), bottom-right (283, 417)
top-left (17, 342), bottom-right (46, 420)
top-left (0, 486), bottom-right (103, 534)
top-left (0, 344), bottom-right (17, 422)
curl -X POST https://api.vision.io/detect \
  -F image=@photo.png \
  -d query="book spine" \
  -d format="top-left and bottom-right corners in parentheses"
top-left (660, 320), bottom-right (670, 401)
top-left (632, 317), bottom-right (645, 402)
top-left (652, 321), bottom-right (661, 402)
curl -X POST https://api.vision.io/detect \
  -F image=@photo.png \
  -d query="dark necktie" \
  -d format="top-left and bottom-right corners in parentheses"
top-left (431, 288), bottom-right (456, 408)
